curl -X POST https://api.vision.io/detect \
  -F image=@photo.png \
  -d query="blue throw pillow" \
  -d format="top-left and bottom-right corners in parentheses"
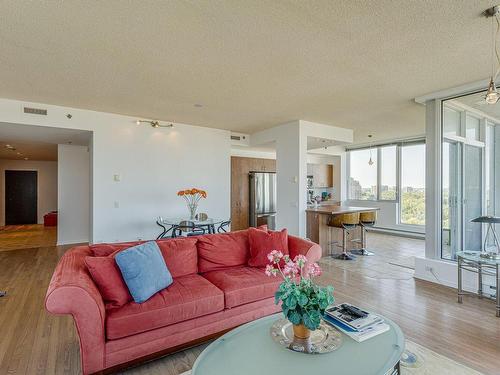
top-left (115, 241), bottom-right (173, 303)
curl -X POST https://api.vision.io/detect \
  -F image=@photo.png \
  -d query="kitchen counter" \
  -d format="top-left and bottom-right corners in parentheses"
top-left (306, 205), bottom-right (378, 257)
top-left (306, 205), bottom-right (379, 215)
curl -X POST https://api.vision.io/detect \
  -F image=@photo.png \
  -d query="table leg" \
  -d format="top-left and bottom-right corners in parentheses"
top-left (478, 263), bottom-right (483, 299)
top-left (457, 256), bottom-right (463, 304)
top-left (496, 264), bottom-right (500, 317)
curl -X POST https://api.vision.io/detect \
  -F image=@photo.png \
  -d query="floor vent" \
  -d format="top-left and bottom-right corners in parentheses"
top-left (24, 107), bottom-right (47, 115)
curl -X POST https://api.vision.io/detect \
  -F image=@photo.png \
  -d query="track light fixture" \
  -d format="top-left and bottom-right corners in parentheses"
top-left (135, 120), bottom-right (174, 128)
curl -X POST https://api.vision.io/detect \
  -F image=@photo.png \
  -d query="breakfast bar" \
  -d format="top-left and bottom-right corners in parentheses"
top-left (306, 205), bottom-right (379, 257)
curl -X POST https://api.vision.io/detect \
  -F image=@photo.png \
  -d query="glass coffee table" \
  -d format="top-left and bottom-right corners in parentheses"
top-left (192, 314), bottom-right (405, 375)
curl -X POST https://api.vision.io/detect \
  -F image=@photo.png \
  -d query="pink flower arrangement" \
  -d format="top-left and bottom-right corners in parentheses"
top-left (265, 250), bottom-right (334, 331)
top-left (265, 251), bottom-right (321, 281)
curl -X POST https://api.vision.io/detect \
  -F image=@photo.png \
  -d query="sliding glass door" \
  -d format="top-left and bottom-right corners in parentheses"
top-left (442, 140), bottom-right (461, 260)
top-left (441, 104), bottom-right (484, 260)
top-left (463, 144), bottom-right (483, 252)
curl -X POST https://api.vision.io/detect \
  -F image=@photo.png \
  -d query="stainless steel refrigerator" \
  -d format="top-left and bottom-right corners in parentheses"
top-left (249, 172), bottom-right (277, 230)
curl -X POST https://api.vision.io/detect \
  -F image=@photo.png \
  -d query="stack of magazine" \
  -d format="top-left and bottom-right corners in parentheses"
top-left (323, 303), bottom-right (390, 342)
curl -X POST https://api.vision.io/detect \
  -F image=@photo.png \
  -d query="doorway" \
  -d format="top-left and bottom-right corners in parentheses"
top-left (5, 170), bottom-right (37, 225)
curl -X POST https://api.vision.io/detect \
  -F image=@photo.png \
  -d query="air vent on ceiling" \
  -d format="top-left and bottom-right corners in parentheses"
top-left (230, 135), bottom-right (245, 141)
top-left (24, 106), bottom-right (47, 115)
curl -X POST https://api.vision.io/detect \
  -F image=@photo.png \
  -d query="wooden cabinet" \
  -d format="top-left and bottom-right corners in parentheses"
top-left (307, 163), bottom-right (333, 188)
top-left (231, 156), bottom-right (276, 231)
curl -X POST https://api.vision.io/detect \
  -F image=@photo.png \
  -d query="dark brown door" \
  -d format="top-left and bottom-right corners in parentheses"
top-left (5, 170), bottom-right (38, 225)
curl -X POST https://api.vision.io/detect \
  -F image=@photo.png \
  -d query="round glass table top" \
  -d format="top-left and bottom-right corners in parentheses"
top-left (160, 217), bottom-right (226, 226)
top-left (192, 314), bottom-right (405, 375)
top-left (456, 251), bottom-right (500, 265)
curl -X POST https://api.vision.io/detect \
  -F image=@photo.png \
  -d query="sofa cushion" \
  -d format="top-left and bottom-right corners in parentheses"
top-left (115, 242), bottom-right (173, 303)
top-left (197, 231), bottom-right (249, 273)
top-left (247, 227), bottom-right (288, 268)
top-left (105, 274), bottom-right (224, 340)
top-left (156, 237), bottom-right (198, 278)
top-left (91, 241), bottom-right (144, 257)
top-left (84, 256), bottom-right (132, 309)
top-left (202, 266), bottom-right (282, 308)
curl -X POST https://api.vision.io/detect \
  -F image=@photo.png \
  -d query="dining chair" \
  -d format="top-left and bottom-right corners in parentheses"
top-left (217, 220), bottom-right (231, 233)
top-left (172, 221), bottom-right (206, 238)
top-left (156, 216), bottom-right (171, 240)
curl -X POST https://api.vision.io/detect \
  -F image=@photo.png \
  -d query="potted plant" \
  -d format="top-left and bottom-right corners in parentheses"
top-left (177, 188), bottom-right (207, 219)
top-left (265, 251), bottom-right (334, 339)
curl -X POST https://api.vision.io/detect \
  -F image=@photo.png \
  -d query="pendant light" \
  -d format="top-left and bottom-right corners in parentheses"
top-left (485, 6), bottom-right (500, 104)
top-left (368, 135), bottom-right (374, 166)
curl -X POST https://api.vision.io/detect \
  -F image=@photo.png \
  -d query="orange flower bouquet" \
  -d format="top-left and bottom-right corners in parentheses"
top-left (177, 188), bottom-right (207, 219)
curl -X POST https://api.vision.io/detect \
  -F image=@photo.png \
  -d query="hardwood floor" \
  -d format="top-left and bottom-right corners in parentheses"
top-left (0, 233), bottom-right (499, 374)
top-left (0, 225), bottom-right (56, 252)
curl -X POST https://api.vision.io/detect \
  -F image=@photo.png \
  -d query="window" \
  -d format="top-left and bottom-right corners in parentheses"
top-left (443, 107), bottom-right (461, 137)
top-left (466, 115), bottom-right (480, 141)
top-left (400, 143), bottom-right (426, 225)
top-left (347, 140), bottom-right (426, 226)
top-left (379, 146), bottom-right (397, 200)
top-left (348, 148), bottom-right (377, 200)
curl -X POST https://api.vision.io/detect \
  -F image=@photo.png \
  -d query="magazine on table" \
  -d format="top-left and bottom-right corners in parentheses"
top-left (324, 303), bottom-right (383, 331)
top-left (323, 303), bottom-right (390, 342)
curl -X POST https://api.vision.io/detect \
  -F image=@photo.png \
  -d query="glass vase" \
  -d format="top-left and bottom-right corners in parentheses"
top-left (188, 204), bottom-right (198, 220)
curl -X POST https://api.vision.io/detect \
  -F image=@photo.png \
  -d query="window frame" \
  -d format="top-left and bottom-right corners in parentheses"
top-left (398, 141), bottom-right (426, 227)
top-left (347, 139), bottom-right (426, 227)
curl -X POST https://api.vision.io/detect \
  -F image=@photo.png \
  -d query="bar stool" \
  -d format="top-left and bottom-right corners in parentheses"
top-left (351, 211), bottom-right (377, 256)
top-left (327, 212), bottom-right (360, 260)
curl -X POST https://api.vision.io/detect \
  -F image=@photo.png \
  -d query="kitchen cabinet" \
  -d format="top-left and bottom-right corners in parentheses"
top-left (231, 156), bottom-right (276, 230)
top-left (307, 163), bottom-right (333, 188)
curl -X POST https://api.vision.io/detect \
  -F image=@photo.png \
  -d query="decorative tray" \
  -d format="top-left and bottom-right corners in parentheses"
top-left (270, 319), bottom-right (342, 354)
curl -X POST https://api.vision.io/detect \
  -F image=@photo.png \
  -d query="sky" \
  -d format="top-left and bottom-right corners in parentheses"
top-left (350, 144), bottom-right (426, 188)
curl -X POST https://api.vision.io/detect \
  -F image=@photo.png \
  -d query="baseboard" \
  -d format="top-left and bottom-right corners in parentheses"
top-left (367, 227), bottom-right (425, 240)
top-left (57, 239), bottom-right (89, 246)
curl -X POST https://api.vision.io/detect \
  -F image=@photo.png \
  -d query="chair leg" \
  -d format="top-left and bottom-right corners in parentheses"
top-left (351, 225), bottom-right (374, 256)
top-left (332, 228), bottom-right (356, 260)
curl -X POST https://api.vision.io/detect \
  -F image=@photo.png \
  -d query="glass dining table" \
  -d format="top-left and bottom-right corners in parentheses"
top-left (156, 217), bottom-right (227, 239)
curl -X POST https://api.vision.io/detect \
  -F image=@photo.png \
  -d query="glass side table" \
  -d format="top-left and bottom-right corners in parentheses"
top-left (456, 251), bottom-right (500, 317)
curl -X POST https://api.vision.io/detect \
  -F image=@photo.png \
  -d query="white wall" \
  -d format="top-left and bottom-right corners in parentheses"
top-left (0, 159), bottom-right (57, 226)
top-left (0, 98), bottom-right (231, 244)
top-left (58, 145), bottom-right (90, 245)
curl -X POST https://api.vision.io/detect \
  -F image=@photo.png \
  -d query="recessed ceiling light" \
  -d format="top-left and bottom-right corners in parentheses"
top-left (194, 104), bottom-right (203, 108)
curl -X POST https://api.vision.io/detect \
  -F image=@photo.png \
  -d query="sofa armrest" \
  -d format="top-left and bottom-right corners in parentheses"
top-left (45, 246), bottom-right (106, 375)
top-left (288, 235), bottom-right (322, 263)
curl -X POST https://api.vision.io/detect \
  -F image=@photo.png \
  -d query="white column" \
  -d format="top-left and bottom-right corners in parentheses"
top-left (275, 122), bottom-right (307, 236)
top-left (425, 99), bottom-right (442, 259)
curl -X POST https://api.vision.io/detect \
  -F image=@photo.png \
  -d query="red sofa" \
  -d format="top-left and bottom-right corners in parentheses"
top-left (45, 229), bottom-right (321, 374)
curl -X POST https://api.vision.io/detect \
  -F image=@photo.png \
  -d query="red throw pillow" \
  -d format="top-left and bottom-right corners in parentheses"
top-left (156, 238), bottom-right (198, 278)
top-left (247, 227), bottom-right (288, 268)
top-left (85, 256), bottom-right (132, 309)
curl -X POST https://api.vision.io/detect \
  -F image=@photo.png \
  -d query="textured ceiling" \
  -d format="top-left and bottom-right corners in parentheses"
top-left (0, 1), bottom-right (496, 142)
